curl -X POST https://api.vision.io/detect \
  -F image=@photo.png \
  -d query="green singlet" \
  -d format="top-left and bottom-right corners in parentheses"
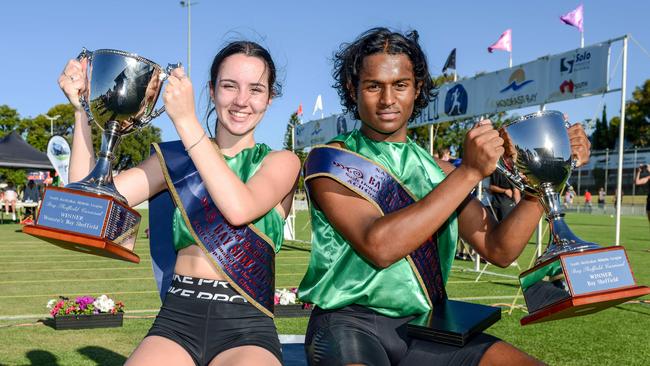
top-left (171, 143), bottom-right (284, 253)
top-left (298, 129), bottom-right (458, 318)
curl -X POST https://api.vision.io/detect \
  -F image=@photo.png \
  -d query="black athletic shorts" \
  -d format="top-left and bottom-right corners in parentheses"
top-left (146, 274), bottom-right (282, 365)
top-left (305, 305), bottom-right (499, 366)
top-left (645, 196), bottom-right (650, 212)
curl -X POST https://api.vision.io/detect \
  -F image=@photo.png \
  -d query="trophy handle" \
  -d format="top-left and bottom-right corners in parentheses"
top-left (140, 62), bottom-right (183, 124)
top-left (563, 120), bottom-right (580, 170)
top-left (495, 162), bottom-right (525, 192)
top-left (76, 48), bottom-right (94, 126)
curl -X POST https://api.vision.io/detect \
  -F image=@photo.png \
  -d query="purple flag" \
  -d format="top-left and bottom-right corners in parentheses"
top-left (560, 4), bottom-right (584, 32)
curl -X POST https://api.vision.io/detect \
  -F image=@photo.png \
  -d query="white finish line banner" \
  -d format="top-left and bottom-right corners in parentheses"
top-left (296, 41), bottom-right (611, 148)
top-left (411, 41), bottom-right (610, 127)
top-left (295, 113), bottom-right (360, 150)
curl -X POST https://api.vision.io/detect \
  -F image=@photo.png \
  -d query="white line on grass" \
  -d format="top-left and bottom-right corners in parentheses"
top-left (0, 309), bottom-right (161, 320)
top-left (0, 259), bottom-right (152, 265)
top-left (0, 255), bottom-right (152, 260)
top-left (0, 277), bottom-right (155, 284)
top-left (0, 267), bottom-right (152, 273)
top-left (0, 290), bottom-right (158, 298)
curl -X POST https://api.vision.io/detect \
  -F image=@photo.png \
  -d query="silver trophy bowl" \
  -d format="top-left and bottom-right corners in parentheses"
top-left (496, 110), bottom-right (599, 264)
top-left (66, 48), bottom-right (179, 203)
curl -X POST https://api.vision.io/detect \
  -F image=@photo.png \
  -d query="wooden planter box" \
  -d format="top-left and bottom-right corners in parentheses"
top-left (53, 312), bottom-right (124, 330)
top-left (275, 304), bottom-right (312, 318)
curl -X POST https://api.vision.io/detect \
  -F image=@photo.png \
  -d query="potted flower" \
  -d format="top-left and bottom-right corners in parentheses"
top-left (274, 288), bottom-right (312, 318)
top-left (46, 294), bottom-right (125, 330)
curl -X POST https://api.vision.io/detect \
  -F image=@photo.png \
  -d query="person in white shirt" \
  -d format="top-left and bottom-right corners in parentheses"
top-left (3, 183), bottom-right (18, 221)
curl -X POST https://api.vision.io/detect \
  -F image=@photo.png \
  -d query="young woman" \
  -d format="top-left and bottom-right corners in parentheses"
top-left (298, 28), bottom-right (591, 366)
top-left (59, 41), bottom-right (300, 366)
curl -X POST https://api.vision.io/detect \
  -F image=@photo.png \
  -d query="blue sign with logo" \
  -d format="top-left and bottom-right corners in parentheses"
top-left (500, 69), bottom-right (534, 93)
top-left (37, 189), bottom-right (109, 237)
top-left (444, 84), bottom-right (467, 116)
top-left (563, 248), bottom-right (635, 296)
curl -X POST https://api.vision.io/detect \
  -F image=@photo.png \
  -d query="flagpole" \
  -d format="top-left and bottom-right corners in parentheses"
top-left (429, 125), bottom-right (434, 156)
top-left (614, 35), bottom-right (628, 247)
top-left (508, 52), bottom-right (512, 68)
top-left (290, 122), bottom-right (296, 241)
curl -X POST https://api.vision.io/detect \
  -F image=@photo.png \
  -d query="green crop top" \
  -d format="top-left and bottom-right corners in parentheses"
top-left (171, 143), bottom-right (285, 253)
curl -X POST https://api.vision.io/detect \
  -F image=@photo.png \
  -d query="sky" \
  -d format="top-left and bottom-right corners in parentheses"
top-left (1, 0), bottom-right (649, 150)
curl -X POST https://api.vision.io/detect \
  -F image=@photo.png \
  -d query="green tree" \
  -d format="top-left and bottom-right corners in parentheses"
top-left (592, 105), bottom-right (613, 150)
top-left (0, 105), bottom-right (27, 187)
top-left (624, 79), bottom-right (650, 147)
top-left (608, 116), bottom-right (621, 149)
top-left (0, 168), bottom-right (26, 188)
top-left (0, 105), bottom-right (21, 137)
top-left (283, 112), bottom-right (307, 191)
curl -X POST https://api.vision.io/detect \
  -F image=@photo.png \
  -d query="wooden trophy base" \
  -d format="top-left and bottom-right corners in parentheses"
top-left (23, 225), bottom-right (140, 263)
top-left (521, 285), bottom-right (650, 325)
top-left (519, 246), bottom-right (650, 326)
top-left (23, 186), bottom-right (141, 264)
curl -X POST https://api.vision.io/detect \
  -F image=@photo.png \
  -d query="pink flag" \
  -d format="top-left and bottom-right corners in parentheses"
top-left (488, 29), bottom-right (512, 53)
top-left (560, 4), bottom-right (584, 32)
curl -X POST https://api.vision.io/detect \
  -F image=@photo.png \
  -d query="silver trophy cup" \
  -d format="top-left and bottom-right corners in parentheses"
top-left (496, 110), bottom-right (599, 264)
top-left (498, 110), bottom-right (650, 325)
top-left (66, 48), bottom-right (179, 203)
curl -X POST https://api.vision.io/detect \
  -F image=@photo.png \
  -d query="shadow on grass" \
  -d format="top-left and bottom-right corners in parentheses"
top-left (26, 350), bottom-right (60, 365)
top-left (78, 346), bottom-right (127, 366)
top-left (613, 303), bottom-right (650, 317)
top-left (39, 318), bottom-right (55, 330)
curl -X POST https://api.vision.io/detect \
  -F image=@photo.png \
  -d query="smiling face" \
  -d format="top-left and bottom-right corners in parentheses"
top-left (355, 53), bottom-right (420, 142)
top-left (210, 53), bottom-right (272, 138)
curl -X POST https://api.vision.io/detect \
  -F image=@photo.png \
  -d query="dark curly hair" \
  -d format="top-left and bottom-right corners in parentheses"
top-left (332, 27), bottom-right (434, 121)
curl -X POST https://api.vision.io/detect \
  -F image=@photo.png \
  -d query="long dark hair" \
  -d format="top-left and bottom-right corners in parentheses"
top-left (205, 41), bottom-right (282, 136)
top-left (332, 27), bottom-right (434, 121)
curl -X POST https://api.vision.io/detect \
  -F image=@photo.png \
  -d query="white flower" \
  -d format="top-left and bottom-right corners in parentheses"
top-left (93, 294), bottom-right (115, 313)
top-left (284, 292), bottom-right (297, 305)
top-left (46, 299), bottom-right (57, 309)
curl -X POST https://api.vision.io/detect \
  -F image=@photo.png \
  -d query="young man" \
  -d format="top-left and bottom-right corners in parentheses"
top-left (298, 28), bottom-right (591, 366)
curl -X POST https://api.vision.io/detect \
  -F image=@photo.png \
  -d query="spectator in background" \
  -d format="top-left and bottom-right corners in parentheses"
top-left (584, 190), bottom-right (592, 213)
top-left (564, 186), bottom-right (575, 209)
top-left (437, 147), bottom-right (451, 161)
top-left (336, 115), bottom-right (348, 135)
top-left (23, 179), bottom-right (41, 218)
top-left (437, 146), bottom-right (462, 167)
top-left (598, 187), bottom-right (606, 210)
top-left (635, 164), bottom-right (650, 237)
top-left (23, 180), bottom-right (40, 202)
top-left (3, 183), bottom-right (18, 222)
top-left (51, 171), bottom-right (61, 187)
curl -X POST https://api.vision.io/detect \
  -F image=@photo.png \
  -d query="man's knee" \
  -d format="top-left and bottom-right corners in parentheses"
top-left (479, 341), bottom-right (544, 366)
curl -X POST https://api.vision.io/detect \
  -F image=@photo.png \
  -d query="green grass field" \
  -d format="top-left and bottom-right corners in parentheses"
top-left (1, 210), bottom-right (649, 365)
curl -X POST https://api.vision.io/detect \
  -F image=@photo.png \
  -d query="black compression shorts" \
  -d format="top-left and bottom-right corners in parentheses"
top-left (146, 274), bottom-right (282, 365)
top-left (305, 305), bottom-right (499, 366)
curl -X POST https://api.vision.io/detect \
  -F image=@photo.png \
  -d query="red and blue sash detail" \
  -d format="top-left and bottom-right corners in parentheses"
top-left (151, 141), bottom-right (275, 317)
top-left (304, 145), bottom-right (447, 307)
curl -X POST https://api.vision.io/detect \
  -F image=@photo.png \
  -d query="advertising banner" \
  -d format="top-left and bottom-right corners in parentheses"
top-left (299, 42), bottom-right (611, 145)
